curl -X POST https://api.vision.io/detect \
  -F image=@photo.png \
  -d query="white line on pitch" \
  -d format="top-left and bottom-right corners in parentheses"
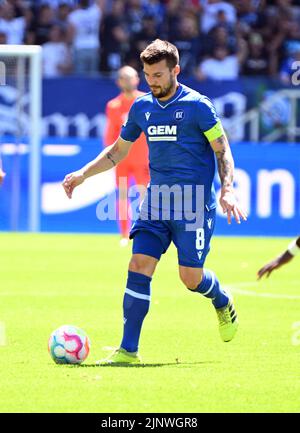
top-left (224, 282), bottom-right (300, 300)
top-left (101, 346), bottom-right (117, 351)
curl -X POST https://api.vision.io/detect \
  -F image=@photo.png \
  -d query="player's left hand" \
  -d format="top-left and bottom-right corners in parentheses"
top-left (219, 188), bottom-right (247, 224)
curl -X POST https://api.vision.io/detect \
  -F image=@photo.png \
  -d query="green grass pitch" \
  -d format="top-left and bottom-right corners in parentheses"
top-left (0, 232), bottom-right (299, 413)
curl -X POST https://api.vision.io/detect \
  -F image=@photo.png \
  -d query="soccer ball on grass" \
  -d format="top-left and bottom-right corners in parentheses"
top-left (48, 325), bottom-right (90, 364)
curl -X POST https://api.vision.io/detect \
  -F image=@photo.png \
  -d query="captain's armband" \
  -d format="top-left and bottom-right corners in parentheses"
top-left (203, 121), bottom-right (225, 142)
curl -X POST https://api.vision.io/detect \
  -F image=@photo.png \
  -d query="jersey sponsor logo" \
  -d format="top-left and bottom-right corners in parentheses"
top-left (174, 109), bottom-right (185, 121)
top-left (145, 112), bottom-right (151, 121)
top-left (147, 124), bottom-right (177, 141)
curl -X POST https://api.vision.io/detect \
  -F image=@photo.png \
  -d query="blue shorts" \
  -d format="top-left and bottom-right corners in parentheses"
top-left (130, 207), bottom-right (216, 268)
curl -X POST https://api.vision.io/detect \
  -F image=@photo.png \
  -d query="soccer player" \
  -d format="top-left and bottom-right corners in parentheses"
top-left (104, 66), bottom-right (149, 246)
top-left (257, 237), bottom-right (300, 279)
top-left (62, 39), bottom-right (247, 365)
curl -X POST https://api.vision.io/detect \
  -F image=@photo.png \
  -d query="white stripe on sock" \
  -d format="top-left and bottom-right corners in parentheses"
top-left (125, 288), bottom-right (150, 301)
top-left (201, 270), bottom-right (215, 296)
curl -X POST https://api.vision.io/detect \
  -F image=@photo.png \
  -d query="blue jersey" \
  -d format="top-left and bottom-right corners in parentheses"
top-left (121, 83), bottom-right (223, 210)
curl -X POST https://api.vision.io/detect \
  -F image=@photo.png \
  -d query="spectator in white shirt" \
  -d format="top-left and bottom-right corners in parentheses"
top-left (43, 25), bottom-right (72, 77)
top-left (196, 45), bottom-right (239, 80)
top-left (200, 0), bottom-right (237, 34)
top-left (0, 2), bottom-right (25, 44)
top-left (68, 0), bottom-right (104, 75)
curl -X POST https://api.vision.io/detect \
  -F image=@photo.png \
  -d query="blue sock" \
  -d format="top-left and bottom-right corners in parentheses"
top-left (120, 270), bottom-right (151, 353)
top-left (190, 269), bottom-right (228, 309)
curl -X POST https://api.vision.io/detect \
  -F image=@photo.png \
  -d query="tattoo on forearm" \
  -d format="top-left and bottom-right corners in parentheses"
top-left (214, 137), bottom-right (233, 188)
top-left (106, 151), bottom-right (116, 167)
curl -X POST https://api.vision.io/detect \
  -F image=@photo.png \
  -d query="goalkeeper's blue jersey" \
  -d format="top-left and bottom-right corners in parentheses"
top-left (120, 83), bottom-right (223, 210)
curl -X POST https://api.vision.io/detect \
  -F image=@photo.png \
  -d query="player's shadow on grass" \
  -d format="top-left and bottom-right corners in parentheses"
top-left (76, 361), bottom-right (221, 368)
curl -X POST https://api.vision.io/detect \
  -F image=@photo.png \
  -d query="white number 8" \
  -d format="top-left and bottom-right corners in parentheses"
top-left (196, 228), bottom-right (205, 250)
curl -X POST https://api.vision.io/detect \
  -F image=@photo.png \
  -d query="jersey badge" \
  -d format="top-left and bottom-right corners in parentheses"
top-left (174, 109), bottom-right (185, 121)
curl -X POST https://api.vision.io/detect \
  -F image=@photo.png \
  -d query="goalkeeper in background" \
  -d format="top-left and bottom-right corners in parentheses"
top-left (104, 66), bottom-right (149, 247)
top-left (257, 237), bottom-right (300, 279)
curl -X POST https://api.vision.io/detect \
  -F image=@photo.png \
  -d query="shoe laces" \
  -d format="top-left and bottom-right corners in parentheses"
top-left (217, 305), bottom-right (232, 326)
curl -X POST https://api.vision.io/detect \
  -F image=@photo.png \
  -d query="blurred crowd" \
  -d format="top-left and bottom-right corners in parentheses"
top-left (0, 0), bottom-right (300, 82)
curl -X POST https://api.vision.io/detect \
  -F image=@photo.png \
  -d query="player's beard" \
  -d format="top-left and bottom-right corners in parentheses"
top-left (150, 74), bottom-right (176, 99)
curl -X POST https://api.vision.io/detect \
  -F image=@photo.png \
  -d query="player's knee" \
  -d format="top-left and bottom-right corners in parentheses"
top-left (179, 268), bottom-right (204, 290)
top-left (129, 254), bottom-right (157, 277)
top-left (182, 278), bottom-right (201, 290)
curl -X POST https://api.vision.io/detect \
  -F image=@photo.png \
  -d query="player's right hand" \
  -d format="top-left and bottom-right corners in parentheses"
top-left (62, 170), bottom-right (85, 199)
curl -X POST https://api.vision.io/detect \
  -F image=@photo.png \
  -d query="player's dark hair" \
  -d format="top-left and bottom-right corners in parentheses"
top-left (140, 39), bottom-right (179, 70)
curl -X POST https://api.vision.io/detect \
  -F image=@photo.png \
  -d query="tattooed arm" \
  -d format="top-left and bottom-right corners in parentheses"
top-left (211, 134), bottom-right (234, 190)
top-left (210, 134), bottom-right (247, 224)
top-left (81, 137), bottom-right (132, 178)
top-left (62, 136), bottom-right (132, 199)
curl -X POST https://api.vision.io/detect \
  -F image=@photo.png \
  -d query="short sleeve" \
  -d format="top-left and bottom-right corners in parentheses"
top-left (120, 101), bottom-right (142, 142)
top-left (197, 97), bottom-right (224, 141)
